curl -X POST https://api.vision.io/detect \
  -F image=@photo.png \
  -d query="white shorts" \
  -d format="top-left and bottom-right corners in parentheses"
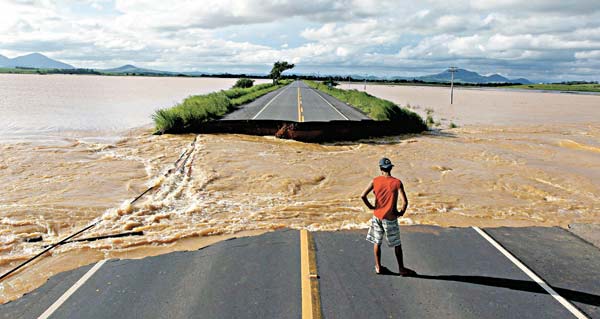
top-left (366, 216), bottom-right (402, 247)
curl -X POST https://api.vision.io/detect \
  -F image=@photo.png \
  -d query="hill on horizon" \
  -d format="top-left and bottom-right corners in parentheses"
top-left (409, 68), bottom-right (532, 84)
top-left (102, 64), bottom-right (178, 75)
top-left (0, 53), bottom-right (74, 69)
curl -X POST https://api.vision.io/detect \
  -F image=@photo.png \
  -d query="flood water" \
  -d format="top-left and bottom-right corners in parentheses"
top-left (0, 74), bottom-right (247, 144)
top-left (1, 75), bottom-right (599, 302)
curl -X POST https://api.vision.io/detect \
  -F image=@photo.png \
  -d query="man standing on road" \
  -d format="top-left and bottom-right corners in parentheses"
top-left (361, 157), bottom-right (416, 276)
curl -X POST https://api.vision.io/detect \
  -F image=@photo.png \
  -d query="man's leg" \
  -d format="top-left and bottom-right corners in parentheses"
top-left (394, 245), bottom-right (404, 269)
top-left (374, 244), bottom-right (382, 273)
top-left (395, 245), bottom-right (416, 276)
top-left (367, 217), bottom-right (384, 273)
top-left (386, 219), bottom-right (416, 276)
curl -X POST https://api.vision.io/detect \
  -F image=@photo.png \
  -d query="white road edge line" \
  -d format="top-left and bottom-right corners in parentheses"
top-left (38, 259), bottom-right (107, 319)
top-left (309, 88), bottom-right (349, 120)
top-left (472, 227), bottom-right (588, 319)
top-left (252, 85), bottom-right (290, 120)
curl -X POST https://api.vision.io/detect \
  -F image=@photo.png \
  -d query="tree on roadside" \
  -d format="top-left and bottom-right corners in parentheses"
top-left (233, 78), bottom-right (254, 88)
top-left (270, 61), bottom-right (295, 84)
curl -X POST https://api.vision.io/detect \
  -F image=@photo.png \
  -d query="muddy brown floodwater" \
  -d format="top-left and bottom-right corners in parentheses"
top-left (1, 82), bottom-right (599, 303)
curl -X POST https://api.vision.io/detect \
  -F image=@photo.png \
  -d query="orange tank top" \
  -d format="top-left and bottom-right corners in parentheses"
top-left (373, 176), bottom-right (401, 220)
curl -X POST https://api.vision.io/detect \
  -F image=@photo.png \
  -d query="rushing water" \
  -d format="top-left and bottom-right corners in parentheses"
top-left (1, 75), bottom-right (599, 302)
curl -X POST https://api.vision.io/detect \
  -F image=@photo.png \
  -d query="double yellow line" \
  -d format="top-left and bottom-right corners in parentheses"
top-left (300, 229), bottom-right (322, 318)
top-left (297, 87), bottom-right (304, 122)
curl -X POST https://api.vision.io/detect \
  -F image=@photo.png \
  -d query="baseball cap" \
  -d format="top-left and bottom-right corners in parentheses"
top-left (379, 157), bottom-right (394, 169)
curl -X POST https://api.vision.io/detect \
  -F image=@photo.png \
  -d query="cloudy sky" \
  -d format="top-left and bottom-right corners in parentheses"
top-left (1, 0), bottom-right (599, 81)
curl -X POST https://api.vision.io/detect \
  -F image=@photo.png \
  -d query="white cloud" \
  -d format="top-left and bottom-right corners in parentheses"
top-left (1, 0), bottom-right (600, 80)
top-left (575, 50), bottom-right (600, 60)
top-left (336, 47), bottom-right (348, 57)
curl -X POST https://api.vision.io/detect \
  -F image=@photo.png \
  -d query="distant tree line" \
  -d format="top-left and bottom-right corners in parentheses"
top-left (200, 73), bottom-right (270, 79)
top-left (291, 74), bottom-right (522, 87)
top-left (49, 68), bottom-right (102, 75)
top-left (550, 81), bottom-right (598, 85)
top-left (12, 67), bottom-right (103, 75)
top-left (176, 72), bottom-right (522, 86)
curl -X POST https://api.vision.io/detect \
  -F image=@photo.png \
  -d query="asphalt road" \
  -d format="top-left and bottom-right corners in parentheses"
top-left (223, 81), bottom-right (370, 122)
top-left (1, 230), bottom-right (301, 319)
top-left (486, 227), bottom-right (600, 317)
top-left (2, 227), bottom-right (599, 319)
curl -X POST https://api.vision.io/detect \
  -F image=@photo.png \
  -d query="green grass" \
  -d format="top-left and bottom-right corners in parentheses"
top-left (506, 83), bottom-right (600, 92)
top-left (303, 80), bottom-right (426, 130)
top-left (222, 83), bottom-right (280, 102)
top-left (153, 80), bottom-right (291, 133)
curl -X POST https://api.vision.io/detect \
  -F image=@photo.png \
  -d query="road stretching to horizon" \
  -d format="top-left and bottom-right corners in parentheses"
top-left (2, 227), bottom-right (599, 319)
top-left (223, 80), bottom-right (370, 122)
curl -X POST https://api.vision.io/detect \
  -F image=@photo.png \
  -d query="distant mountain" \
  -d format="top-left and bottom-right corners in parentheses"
top-left (0, 53), bottom-right (75, 69)
top-left (102, 64), bottom-right (165, 74)
top-left (0, 54), bottom-right (9, 66)
top-left (410, 68), bottom-right (531, 84)
top-left (350, 74), bottom-right (381, 80)
top-left (185, 71), bottom-right (211, 76)
top-left (102, 64), bottom-right (214, 76)
top-left (512, 78), bottom-right (532, 84)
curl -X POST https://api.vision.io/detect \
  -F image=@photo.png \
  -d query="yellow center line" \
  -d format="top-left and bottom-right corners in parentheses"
top-left (297, 87), bottom-right (304, 122)
top-left (300, 229), bottom-right (322, 319)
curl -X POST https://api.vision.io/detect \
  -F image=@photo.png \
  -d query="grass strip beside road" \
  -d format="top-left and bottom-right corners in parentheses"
top-left (153, 80), bottom-right (292, 133)
top-left (303, 80), bottom-right (427, 131)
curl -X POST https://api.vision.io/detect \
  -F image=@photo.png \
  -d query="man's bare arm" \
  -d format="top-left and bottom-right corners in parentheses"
top-left (360, 181), bottom-right (375, 210)
top-left (397, 182), bottom-right (408, 216)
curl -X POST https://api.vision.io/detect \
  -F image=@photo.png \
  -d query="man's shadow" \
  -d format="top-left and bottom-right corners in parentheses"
top-left (378, 269), bottom-right (600, 307)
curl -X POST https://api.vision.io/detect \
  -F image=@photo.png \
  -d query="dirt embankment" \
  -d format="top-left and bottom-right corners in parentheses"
top-left (164, 119), bottom-right (426, 142)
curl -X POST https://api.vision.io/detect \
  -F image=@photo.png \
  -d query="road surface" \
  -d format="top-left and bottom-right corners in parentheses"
top-left (2, 227), bottom-right (599, 319)
top-left (223, 81), bottom-right (370, 122)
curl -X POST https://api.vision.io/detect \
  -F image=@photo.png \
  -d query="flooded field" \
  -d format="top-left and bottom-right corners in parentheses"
top-left (1, 77), bottom-right (599, 302)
